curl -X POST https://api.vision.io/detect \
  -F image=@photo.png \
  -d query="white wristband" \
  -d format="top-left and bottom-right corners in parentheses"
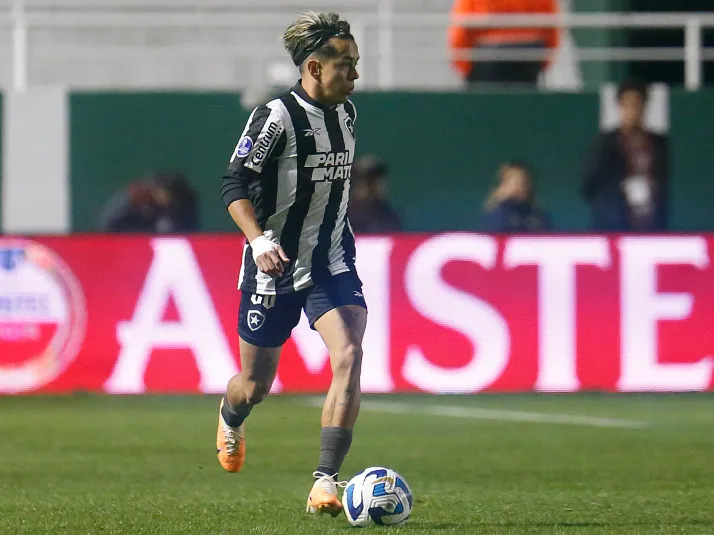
top-left (250, 235), bottom-right (277, 263)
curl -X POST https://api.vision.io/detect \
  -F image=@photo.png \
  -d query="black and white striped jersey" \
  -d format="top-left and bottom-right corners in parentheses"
top-left (221, 82), bottom-right (358, 295)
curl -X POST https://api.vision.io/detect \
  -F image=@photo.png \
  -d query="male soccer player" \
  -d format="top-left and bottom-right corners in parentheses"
top-left (217, 11), bottom-right (365, 518)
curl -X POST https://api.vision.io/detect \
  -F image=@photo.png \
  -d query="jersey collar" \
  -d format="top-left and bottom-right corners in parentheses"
top-left (292, 81), bottom-right (334, 111)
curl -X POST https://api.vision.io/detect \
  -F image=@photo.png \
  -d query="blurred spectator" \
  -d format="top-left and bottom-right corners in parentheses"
top-left (582, 80), bottom-right (669, 232)
top-left (348, 156), bottom-right (402, 234)
top-left (483, 161), bottom-right (551, 232)
top-left (448, 0), bottom-right (560, 88)
top-left (99, 172), bottom-right (199, 233)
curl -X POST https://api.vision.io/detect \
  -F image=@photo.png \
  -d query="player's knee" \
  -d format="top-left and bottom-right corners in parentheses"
top-left (333, 344), bottom-right (363, 381)
top-left (243, 381), bottom-right (271, 405)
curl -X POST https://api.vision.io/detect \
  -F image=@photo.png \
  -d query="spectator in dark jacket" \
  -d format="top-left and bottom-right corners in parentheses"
top-left (582, 80), bottom-right (669, 232)
top-left (99, 172), bottom-right (199, 233)
top-left (483, 161), bottom-right (551, 232)
top-left (348, 156), bottom-right (402, 234)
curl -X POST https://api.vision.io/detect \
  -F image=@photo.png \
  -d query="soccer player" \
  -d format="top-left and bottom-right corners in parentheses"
top-left (217, 11), bottom-right (365, 518)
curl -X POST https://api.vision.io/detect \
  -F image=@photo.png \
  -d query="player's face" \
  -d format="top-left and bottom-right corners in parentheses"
top-left (319, 38), bottom-right (360, 105)
top-left (619, 90), bottom-right (646, 130)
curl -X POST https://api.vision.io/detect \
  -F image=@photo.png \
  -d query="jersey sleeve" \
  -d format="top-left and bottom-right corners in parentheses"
top-left (220, 104), bottom-right (287, 208)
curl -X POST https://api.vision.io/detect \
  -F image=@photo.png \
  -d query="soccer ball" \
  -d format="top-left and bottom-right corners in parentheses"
top-left (342, 467), bottom-right (413, 527)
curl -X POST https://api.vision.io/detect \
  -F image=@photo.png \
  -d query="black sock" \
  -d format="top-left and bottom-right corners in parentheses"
top-left (221, 395), bottom-right (253, 428)
top-left (315, 427), bottom-right (353, 480)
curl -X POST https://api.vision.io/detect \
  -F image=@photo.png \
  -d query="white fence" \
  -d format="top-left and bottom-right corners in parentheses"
top-left (0, 2), bottom-right (713, 91)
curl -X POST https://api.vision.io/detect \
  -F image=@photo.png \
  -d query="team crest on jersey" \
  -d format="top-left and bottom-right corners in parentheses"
top-left (236, 136), bottom-right (253, 158)
top-left (344, 116), bottom-right (355, 138)
top-left (247, 310), bottom-right (266, 331)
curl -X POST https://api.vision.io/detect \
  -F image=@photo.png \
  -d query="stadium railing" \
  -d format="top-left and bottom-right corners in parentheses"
top-left (0, 3), bottom-right (713, 91)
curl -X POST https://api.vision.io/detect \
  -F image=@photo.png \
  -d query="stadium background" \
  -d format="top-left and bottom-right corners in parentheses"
top-left (1, 2), bottom-right (714, 534)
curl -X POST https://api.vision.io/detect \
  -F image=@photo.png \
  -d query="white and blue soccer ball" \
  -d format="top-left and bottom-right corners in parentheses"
top-left (342, 467), bottom-right (413, 527)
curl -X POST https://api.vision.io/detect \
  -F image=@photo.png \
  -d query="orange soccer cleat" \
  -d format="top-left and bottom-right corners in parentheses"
top-left (216, 398), bottom-right (246, 473)
top-left (306, 472), bottom-right (347, 517)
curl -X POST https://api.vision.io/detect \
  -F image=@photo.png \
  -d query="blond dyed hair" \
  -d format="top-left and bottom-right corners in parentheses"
top-left (283, 11), bottom-right (353, 67)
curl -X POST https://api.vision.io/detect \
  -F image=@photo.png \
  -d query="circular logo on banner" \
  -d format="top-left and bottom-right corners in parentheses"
top-left (236, 136), bottom-right (253, 158)
top-left (0, 239), bottom-right (87, 393)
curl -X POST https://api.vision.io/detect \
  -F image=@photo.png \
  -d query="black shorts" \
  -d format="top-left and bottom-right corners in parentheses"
top-left (238, 271), bottom-right (367, 348)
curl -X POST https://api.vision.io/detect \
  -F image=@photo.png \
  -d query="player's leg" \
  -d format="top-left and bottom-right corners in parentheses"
top-left (217, 292), bottom-right (300, 472)
top-left (304, 273), bottom-right (367, 515)
top-left (217, 339), bottom-right (281, 472)
top-left (316, 304), bottom-right (366, 431)
top-left (226, 338), bottom-right (281, 409)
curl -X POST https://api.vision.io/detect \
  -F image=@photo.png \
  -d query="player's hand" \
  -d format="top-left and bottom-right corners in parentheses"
top-left (250, 235), bottom-right (290, 278)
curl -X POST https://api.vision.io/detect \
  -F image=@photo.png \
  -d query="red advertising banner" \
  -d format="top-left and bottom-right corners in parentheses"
top-left (1, 234), bottom-right (713, 394)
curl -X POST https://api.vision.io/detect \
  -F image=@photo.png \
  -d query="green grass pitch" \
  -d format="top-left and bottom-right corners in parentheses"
top-left (1, 393), bottom-right (713, 534)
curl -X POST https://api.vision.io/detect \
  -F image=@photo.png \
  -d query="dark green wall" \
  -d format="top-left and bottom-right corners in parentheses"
top-left (70, 90), bottom-right (714, 233)
top-left (351, 91), bottom-right (597, 231)
top-left (70, 91), bottom-right (597, 233)
top-left (70, 93), bottom-right (250, 233)
top-left (669, 92), bottom-right (714, 231)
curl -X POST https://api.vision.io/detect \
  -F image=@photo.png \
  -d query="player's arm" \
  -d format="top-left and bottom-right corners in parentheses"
top-left (227, 199), bottom-right (288, 277)
top-left (227, 200), bottom-right (263, 243)
top-left (221, 105), bottom-right (289, 278)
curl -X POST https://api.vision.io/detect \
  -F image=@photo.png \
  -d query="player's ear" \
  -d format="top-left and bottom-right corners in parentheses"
top-left (306, 58), bottom-right (321, 80)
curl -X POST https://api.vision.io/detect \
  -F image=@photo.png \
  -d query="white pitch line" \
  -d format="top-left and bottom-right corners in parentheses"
top-left (303, 398), bottom-right (649, 429)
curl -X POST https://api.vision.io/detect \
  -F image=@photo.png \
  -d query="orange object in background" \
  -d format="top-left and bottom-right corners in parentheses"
top-left (449, 0), bottom-right (560, 80)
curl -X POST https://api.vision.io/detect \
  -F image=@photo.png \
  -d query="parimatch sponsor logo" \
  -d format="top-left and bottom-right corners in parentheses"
top-left (305, 150), bottom-right (354, 182)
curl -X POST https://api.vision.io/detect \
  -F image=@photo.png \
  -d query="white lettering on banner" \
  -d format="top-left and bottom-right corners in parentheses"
top-left (287, 237), bottom-right (394, 391)
top-left (618, 237), bottom-right (712, 392)
top-left (504, 237), bottom-right (611, 392)
top-left (355, 237), bottom-right (393, 391)
top-left (292, 314), bottom-right (328, 374)
top-left (403, 234), bottom-right (510, 393)
top-left (105, 238), bottom-right (238, 394)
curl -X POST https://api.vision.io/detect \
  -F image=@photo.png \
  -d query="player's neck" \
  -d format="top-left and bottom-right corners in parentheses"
top-left (298, 79), bottom-right (335, 109)
top-left (620, 123), bottom-right (644, 134)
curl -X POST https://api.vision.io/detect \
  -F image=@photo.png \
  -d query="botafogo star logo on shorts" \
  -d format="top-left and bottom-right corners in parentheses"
top-left (247, 310), bottom-right (266, 331)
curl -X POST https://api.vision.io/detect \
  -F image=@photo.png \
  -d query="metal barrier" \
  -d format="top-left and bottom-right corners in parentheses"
top-left (1, 2), bottom-right (713, 90)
